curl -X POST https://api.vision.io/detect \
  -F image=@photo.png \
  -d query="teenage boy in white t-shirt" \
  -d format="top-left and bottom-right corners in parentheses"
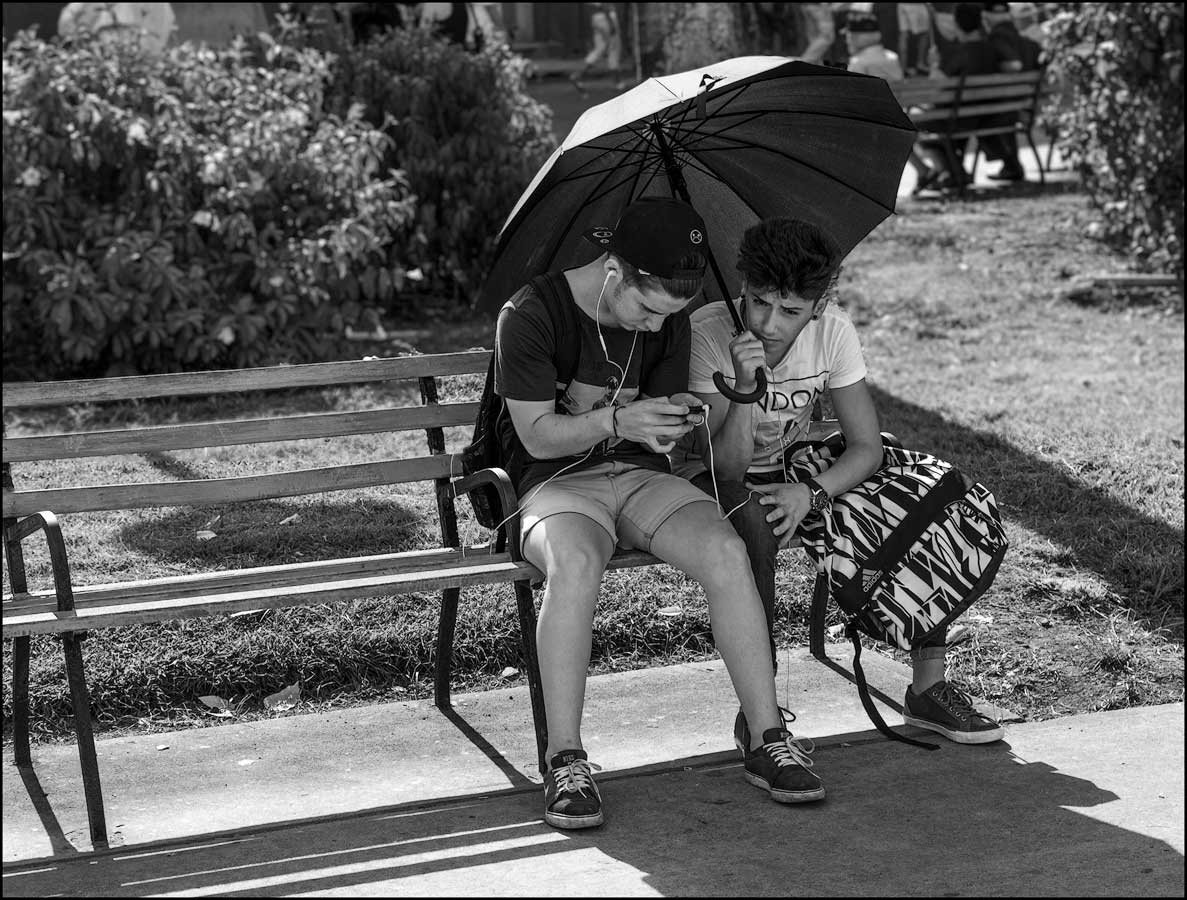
top-left (675, 218), bottom-right (1003, 755)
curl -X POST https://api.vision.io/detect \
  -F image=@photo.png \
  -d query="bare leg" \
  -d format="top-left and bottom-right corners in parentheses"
top-left (640, 500), bottom-right (784, 748)
top-left (911, 644), bottom-right (946, 692)
top-left (522, 513), bottom-right (616, 761)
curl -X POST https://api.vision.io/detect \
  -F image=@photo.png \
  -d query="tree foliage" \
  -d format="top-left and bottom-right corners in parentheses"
top-left (2, 27), bottom-right (416, 378)
top-left (1044, 3), bottom-right (1184, 276)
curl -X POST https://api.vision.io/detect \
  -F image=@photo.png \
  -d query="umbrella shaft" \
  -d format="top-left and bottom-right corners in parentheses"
top-left (648, 121), bottom-right (744, 334)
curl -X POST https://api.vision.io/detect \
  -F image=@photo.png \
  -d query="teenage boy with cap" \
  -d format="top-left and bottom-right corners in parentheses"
top-left (494, 197), bottom-right (825, 830)
top-left (673, 217), bottom-right (1005, 755)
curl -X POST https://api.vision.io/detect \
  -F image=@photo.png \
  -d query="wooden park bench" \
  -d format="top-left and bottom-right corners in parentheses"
top-left (892, 69), bottom-right (1053, 193)
top-left (2, 350), bottom-right (831, 847)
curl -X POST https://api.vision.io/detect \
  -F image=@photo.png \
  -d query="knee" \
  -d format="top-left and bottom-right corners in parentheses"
top-left (727, 495), bottom-right (780, 554)
top-left (540, 542), bottom-right (609, 588)
top-left (698, 528), bottom-right (753, 578)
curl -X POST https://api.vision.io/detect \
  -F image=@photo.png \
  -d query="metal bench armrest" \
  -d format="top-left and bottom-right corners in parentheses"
top-left (448, 467), bottom-right (523, 560)
top-left (5, 511), bottom-right (74, 612)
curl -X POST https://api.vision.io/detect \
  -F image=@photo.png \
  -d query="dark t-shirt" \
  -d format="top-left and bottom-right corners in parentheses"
top-left (493, 274), bottom-right (691, 495)
top-left (941, 39), bottom-right (1000, 77)
top-left (988, 22), bottom-right (1042, 71)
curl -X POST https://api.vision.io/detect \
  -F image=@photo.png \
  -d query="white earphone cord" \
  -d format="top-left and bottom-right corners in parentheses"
top-left (465, 276), bottom-right (759, 549)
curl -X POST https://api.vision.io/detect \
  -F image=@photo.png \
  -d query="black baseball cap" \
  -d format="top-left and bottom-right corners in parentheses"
top-left (844, 9), bottom-right (881, 33)
top-left (583, 197), bottom-right (708, 280)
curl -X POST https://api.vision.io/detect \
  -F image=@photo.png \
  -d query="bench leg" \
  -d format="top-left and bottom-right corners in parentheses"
top-left (513, 579), bottom-right (548, 775)
top-left (808, 572), bottom-right (830, 661)
top-left (434, 587), bottom-right (460, 711)
top-left (1024, 128), bottom-right (1046, 185)
top-left (13, 635), bottom-right (32, 766)
top-left (61, 632), bottom-right (107, 846)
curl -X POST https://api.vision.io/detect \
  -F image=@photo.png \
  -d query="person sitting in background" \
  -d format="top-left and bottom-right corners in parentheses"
top-left (913, 1), bottom-right (1003, 193)
top-left (843, 7), bottom-right (903, 80)
top-left (979, 0), bottom-right (1044, 181)
top-left (840, 7), bottom-right (942, 198)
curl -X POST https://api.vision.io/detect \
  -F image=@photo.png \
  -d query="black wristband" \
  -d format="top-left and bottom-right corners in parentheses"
top-left (611, 405), bottom-right (621, 438)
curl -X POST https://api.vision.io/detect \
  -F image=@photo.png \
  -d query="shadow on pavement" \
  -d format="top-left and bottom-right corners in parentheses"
top-left (4, 734), bottom-right (1181, 897)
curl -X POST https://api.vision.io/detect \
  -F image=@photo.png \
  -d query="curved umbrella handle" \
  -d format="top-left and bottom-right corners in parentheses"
top-left (713, 368), bottom-right (766, 404)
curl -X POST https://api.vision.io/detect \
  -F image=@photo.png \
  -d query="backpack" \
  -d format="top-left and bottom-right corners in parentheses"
top-left (787, 432), bottom-right (1009, 749)
top-left (461, 273), bottom-right (579, 530)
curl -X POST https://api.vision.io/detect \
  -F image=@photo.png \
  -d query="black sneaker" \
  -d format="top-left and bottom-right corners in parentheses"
top-left (743, 728), bottom-right (826, 803)
top-left (543, 750), bottom-right (604, 829)
top-left (733, 705), bottom-right (797, 757)
top-left (903, 680), bottom-right (1005, 744)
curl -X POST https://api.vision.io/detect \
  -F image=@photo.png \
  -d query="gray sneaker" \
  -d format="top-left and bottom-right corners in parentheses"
top-left (903, 680), bottom-right (1004, 744)
top-left (543, 750), bottom-right (603, 829)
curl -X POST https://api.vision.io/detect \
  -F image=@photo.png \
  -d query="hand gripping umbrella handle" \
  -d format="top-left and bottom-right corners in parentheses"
top-left (713, 368), bottom-right (767, 404)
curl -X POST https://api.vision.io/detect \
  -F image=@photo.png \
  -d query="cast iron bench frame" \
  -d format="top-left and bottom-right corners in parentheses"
top-left (2, 350), bottom-right (831, 847)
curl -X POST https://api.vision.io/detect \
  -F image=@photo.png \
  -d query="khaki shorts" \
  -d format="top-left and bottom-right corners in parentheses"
top-left (518, 460), bottom-right (712, 556)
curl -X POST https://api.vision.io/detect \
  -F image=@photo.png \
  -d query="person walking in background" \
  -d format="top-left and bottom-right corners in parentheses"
top-left (896, 2), bottom-right (933, 76)
top-left (797, 3), bottom-right (836, 65)
top-left (571, 2), bottom-right (626, 94)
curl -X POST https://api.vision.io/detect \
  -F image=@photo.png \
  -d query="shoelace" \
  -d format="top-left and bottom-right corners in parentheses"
top-left (931, 681), bottom-right (983, 722)
top-left (553, 758), bottom-right (599, 795)
top-left (763, 733), bottom-right (817, 769)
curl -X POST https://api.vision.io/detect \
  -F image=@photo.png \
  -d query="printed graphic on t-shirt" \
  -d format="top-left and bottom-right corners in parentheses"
top-left (556, 324), bottom-right (642, 450)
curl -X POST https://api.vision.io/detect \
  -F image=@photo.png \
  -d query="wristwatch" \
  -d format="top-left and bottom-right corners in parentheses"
top-left (804, 478), bottom-right (830, 514)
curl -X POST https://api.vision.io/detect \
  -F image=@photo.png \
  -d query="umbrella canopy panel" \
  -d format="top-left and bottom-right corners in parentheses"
top-left (478, 59), bottom-right (916, 313)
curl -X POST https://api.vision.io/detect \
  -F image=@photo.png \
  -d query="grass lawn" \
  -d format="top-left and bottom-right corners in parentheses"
top-left (2, 184), bottom-right (1183, 744)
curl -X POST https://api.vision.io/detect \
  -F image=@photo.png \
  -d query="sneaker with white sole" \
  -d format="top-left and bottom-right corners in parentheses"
top-left (734, 705), bottom-right (797, 757)
top-left (543, 750), bottom-right (604, 829)
top-left (743, 728), bottom-right (826, 803)
top-left (903, 680), bottom-right (1004, 744)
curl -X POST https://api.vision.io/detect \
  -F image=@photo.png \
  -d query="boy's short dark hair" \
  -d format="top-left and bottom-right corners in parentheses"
top-left (735, 218), bottom-right (842, 302)
top-left (955, 2), bottom-right (985, 34)
top-left (616, 253), bottom-right (707, 301)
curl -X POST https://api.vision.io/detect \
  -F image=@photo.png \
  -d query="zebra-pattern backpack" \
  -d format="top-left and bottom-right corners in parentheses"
top-left (787, 432), bottom-right (1009, 748)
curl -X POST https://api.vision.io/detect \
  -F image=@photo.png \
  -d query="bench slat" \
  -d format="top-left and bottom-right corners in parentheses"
top-left (2, 563), bottom-right (533, 636)
top-left (2, 548), bottom-right (671, 636)
top-left (3, 403), bottom-right (480, 462)
top-left (1, 350), bottom-right (491, 409)
top-left (1, 454), bottom-right (461, 517)
top-left (3, 546), bottom-right (511, 607)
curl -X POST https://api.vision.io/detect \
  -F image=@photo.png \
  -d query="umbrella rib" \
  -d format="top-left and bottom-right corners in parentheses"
top-left (665, 128), bottom-right (902, 215)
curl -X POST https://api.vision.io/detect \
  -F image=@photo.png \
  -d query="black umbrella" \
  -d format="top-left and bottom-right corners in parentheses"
top-left (476, 56), bottom-right (916, 402)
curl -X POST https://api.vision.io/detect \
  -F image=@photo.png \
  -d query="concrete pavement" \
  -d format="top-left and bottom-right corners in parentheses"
top-left (3, 646), bottom-right (1182, 896)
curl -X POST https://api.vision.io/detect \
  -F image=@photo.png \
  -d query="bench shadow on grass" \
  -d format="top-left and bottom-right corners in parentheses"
top-left (113, 489), bottom-right (537, 786)
top-left (4, 737), bottom-right (1182, 897)
top-left (870, 386), bottom-right (1185, 640)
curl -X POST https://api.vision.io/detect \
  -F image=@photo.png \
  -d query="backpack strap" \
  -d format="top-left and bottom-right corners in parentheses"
top-left (847, 624), bottom-right (940, 751)
top-left (528, 273), bottom-right (581, 385)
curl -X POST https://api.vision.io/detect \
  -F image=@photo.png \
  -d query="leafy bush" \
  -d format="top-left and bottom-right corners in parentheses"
top-left (1044, 3), bottom-right (1184, 276)
top-left (293, 18), bottom-right (555, 302)
top-left (2, 27), bottom-right (417, 379)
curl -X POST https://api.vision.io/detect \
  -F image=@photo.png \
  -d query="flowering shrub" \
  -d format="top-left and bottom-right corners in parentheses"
top-left (2, 28), bottom-right (416, 378)
top-left (308, 21), bottom-right (556, 302)
top-left (1044, 3), bottom-right (1184, 276)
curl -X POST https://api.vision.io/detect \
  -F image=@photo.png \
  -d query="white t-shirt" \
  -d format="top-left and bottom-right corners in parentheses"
top-left (674, 303), bottom-right (867, 478)
top-left (848, 45), bottom-right (905, 81)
